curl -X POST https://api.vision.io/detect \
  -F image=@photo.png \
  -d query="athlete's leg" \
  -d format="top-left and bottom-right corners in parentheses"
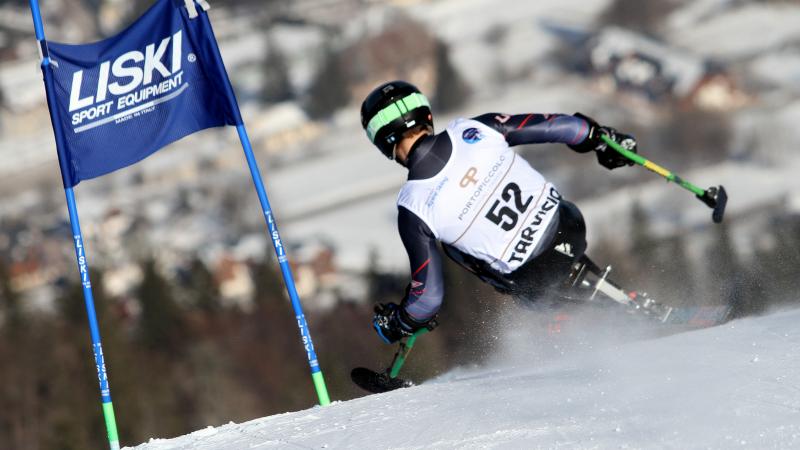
top-left (508, 200), bottom-right (587, 303)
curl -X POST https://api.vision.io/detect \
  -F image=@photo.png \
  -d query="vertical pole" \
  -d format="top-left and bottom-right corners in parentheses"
top-left (29, 2), bottom-right (121, 448)
top-left (65, 189), bottom-right (121, 450)
top-left (235, 125), bottom-right (331, 406)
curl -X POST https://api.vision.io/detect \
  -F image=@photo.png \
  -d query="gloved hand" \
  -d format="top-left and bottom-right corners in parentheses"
top-left (569, 113), bottom-right (638, 170)
top-left (594, 128), bottom-right (637, 170)
top-left (372, 303), bottom-right (415, 344)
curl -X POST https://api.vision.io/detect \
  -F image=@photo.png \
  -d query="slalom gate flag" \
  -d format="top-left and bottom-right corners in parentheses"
top-left (43, 0), bottom-right (242, 187)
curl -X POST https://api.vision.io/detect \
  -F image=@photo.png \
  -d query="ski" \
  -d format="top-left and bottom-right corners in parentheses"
top-left (351, 367), bottom-right (413, 394)
top-left (624, 294), bottom-right (731, 327)
top-left (661, 304), bottom-right (732, 327)
top-left (569, 256), bottom-right (732, 328)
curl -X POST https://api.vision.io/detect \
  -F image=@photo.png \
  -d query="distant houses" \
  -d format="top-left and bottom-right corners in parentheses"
top-left (584, 27), bottom-right (748, 110)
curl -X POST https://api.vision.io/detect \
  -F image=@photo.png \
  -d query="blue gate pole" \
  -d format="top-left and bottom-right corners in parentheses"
top-left (29, 1), bottom-right (121, 448)
top-left (235, 125), bottom-right (331, 406)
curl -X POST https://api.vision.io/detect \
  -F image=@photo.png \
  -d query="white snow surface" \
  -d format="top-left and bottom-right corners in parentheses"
top-left (129, 308), bottom-right (800, 449)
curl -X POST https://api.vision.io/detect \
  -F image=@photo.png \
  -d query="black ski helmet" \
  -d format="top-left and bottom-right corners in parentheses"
top-left (360, 80), bottom-right (433, 160)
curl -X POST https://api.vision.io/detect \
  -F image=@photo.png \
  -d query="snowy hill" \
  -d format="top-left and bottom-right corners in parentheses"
top-left (128, 307), bottom-right (800, 449)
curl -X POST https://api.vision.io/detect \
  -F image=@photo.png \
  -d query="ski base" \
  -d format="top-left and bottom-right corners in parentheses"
top-left (351, 367), bottom-right (413, 394)
top-left (662, 304), bottom-right (731, 327)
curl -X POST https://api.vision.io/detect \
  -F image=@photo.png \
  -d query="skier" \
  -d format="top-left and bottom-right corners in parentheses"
top-left (361, 80), bottom-right (639, 344)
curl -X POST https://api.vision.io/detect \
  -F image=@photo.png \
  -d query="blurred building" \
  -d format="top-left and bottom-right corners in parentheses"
top-left (587, 27), bottom-right (748, 110)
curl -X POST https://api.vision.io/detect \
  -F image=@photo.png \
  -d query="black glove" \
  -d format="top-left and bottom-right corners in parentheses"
top-left (372, 303), bottom-right (415, 344)
top-left (568, 112), bottom-right (638, 170)
top-left (372, 303), bottom-right (436, 344)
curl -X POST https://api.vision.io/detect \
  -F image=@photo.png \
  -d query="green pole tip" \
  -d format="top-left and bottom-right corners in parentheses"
top-left (311, 371), bottom-right (331, 406)
top-left (102, 401), bottom-right (120, 448)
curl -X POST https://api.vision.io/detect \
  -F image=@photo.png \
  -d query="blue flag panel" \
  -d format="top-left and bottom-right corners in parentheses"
top-left (44, 0), bottom-right (242, 187)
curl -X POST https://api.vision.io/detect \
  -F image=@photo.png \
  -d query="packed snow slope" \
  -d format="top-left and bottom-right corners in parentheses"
top-left (129, 308), bottom-right (800, 449)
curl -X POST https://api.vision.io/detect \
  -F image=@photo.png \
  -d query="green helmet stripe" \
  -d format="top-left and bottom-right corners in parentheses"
top-left (396, 98), bottom-right (408, 114)
top-left (366, 92), bottom-right (430, 142)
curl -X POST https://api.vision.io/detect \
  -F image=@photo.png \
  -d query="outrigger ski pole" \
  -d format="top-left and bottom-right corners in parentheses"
top-left (351, 327), bottom-right (433, 393)
top-left (388, 327), bottom-right (430, 378)
top-left (601, 135), bottom-right (728, 223)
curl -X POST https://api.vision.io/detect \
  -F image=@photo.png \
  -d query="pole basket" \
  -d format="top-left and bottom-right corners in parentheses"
top-left (696, 185), bottom-right (728, 224)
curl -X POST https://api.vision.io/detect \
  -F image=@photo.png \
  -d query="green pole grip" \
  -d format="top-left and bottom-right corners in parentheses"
top-left (311, 371), bottom-right (331, 406)
top-left (601, 135), bottom-right (706, 196)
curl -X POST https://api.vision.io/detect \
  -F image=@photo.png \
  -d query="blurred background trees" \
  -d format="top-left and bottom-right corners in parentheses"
top-left (0, 244), bottom-right (516, 448)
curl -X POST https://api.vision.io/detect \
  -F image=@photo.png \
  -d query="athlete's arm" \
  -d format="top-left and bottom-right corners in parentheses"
top-left (472, 113), bottom-right (590, 148)
top-left (397, 206), bottom-right (444, 325)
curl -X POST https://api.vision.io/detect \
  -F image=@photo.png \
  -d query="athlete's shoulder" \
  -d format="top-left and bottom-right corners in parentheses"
top-left (472, 113), bottom-right (525, 137)
top-left (469, 113), bottom-right (514, 131)
top-left (444, 115), bottom-right (502, 129)
top-left (443, 117), bottom-right (470, 130)
top-left (444, 116), bottom-right (505, 143)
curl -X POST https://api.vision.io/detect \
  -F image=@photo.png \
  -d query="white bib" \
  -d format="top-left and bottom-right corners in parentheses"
top-left (398, 118), bottom-right (561, 273)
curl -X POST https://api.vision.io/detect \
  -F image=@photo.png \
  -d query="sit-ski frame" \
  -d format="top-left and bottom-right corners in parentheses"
top-left (568, 255), bottom-right (674, 323)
